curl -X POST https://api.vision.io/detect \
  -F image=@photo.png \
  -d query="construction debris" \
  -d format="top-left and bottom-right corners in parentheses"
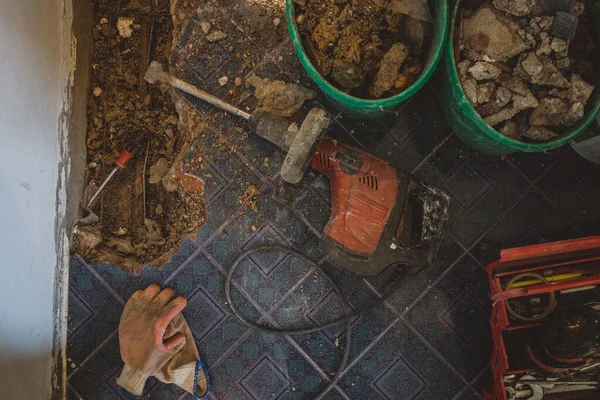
top-left (246, 74), bottom-right (317, 117)
top-left (457, 0), bottom-right (596, 142)
top-left (295, 0), bottom-right (433, 99)
top-left (371, 43), bottom-right (410, 98)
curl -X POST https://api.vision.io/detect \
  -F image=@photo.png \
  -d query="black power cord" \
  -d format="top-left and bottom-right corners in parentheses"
top-left (225, 245), bottom-right (407, 399)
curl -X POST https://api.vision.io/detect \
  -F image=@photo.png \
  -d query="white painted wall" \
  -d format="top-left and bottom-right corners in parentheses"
top-left (0, 0), bottom-right (71, 398)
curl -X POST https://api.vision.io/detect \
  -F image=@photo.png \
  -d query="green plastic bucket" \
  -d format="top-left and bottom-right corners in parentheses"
top-left (439, 0), bottom-right (600, 156)
top-left (286, 0), bottom-right (449, 118)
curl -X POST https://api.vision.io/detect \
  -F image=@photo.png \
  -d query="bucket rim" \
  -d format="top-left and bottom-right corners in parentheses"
top-left (285, 0), bottom-right (450, 110)
top-left (445, 0), bottom-right (600, 152)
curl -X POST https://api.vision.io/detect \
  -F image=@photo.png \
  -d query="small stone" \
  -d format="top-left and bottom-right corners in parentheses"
top-left (520, 30), bottom-right (537, 48)
top-left (477, 82), bottom-right (497, 104)
top-left (371, 43), bottom-right (409, 98)
top-left (495, 87), bottom-right (514, 108)
top-left (296, 14), bottom-right (305, 24)
top-left (164, 128), bottom-right (174, 139)
top-left (468, 62), bottom-right (502, 81)
top-left (564, 101), bottom-right (585, 126)
top-left (530, 97), bottom-right (571, 126)
top-left (550, 38), bottom-right (567, 53)
top-left (536, 36), bottom-right (552, 56)
top-left (499, 120), bottom-right (519, 139)
top-left (155, 204), bottom-right (163, 215)
top-left (201, 21), bottom-right (211, 34)
top-left (573, 1), bottom-right (585, 16)
top-left (218, 76), bottom-right (229, 86)
top-left (515, 52), bottom-right (571, 89)
top-left (493, 0), bottom-right (537, 16)
top-left (100, 17), bottom-right (108, 24)
top-left (525, 126), bottom-right (559, 141)
top-left (457, 60), bottom-right (473, 78)
top-left (273, 17), bottom-right (281, 27)
top-left (513, 86), bottom-right (539, 111)
top-left (554, 57), bottom-right (571, 72)
top-left (235, 77), bottom-right (242, 86)
top-left (206, 30), bottom-right (227, 42)
top-left (394, 74), bottom-right (409, 90)
top-left (462, 5), bottom-right (529, 62)
top-left (538, 16), bottom-right (555, 31)
top-left (549, 74), bottom-right (594, 103)
top-left (498, 75), bottom-right (529, 96)
top-left (332, 61), bottom-right (365, 90)
top-left (520, 52), bottom-right (544, 77)
top-left (89, 162), bottom-right (98, 168)
top-left (464, 48), bottom-right (485, 62)
top-left (93, 87), bottom-right (102, 97)
top-left (550, 12), bottom-right (578, 41)
top-left (167, 115), bottom-right (178, 125)
top-left (117, 17), bottom-right (134, 38)
top-left (462, 78), bottom-right (479, 105)
top-left (485, 106), bottom-right (519, 126)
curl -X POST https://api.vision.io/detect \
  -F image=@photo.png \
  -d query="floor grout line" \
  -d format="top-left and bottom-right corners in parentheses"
top-left (338, 317), bottom-right (401, 378)
top-left (78, 255), bottom-right (126, 305)
top-left (459, 185), bottom-right (537, 255)
top-left (401, 316), bottom-right (478, 390)
top-left (361, 277), bottom-right (403, 318)
top-left (264, 267), bottom-right (318, 316)
top-left (67, 329), bottom-right (118, 380)
top-left (162, 240), bottom-right (203, 285)
top-left (411, 131), bottom-right (455, 175)
top-left (401, 251), bottom-right (470, 317)
top-left (205, 327), bottom-right (257, 372)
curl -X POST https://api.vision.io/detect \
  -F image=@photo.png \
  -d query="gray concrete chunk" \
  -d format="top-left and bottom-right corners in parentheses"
top-left (463, 5), bottom-right (529, 62)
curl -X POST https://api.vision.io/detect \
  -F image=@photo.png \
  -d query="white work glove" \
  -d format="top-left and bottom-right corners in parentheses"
top-left (116, 284), bottom-right (209, 397)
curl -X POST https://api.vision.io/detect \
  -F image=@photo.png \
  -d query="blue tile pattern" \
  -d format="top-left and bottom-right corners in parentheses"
top-left (69, 1), bottom-right (600, 399)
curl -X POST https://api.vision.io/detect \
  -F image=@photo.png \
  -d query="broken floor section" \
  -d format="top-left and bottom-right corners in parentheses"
top-left (73, 0), bottom-right (208, 273)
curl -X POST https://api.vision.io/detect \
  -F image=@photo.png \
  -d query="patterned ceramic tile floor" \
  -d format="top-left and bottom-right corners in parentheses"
top-left (68, 2), bottom-right (600, 399)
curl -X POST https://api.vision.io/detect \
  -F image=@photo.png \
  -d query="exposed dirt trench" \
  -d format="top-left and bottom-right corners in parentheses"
top-left (73, 0), bottom-right (207, 274)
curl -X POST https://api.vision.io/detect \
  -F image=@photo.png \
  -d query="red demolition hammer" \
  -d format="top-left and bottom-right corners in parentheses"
top-left (145, 62), bottom-right (450, 277)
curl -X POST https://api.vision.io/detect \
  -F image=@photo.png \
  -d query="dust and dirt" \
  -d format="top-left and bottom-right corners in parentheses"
top-left (73, 0), bottom-right (206, 274)
top-left (238, 184), bottom-right (261, 212)
top-left (295, 0), bottom-right (433, 99)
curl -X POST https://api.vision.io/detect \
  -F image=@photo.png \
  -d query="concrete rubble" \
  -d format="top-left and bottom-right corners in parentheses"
top-left (371, 43), bottom-right (409, 98)
top-left (462, 5), bottom-right (530, 62)
top-left (457, 0), bottom-right (596, 142)
top-left (246, 74), bottom-right (317, 118)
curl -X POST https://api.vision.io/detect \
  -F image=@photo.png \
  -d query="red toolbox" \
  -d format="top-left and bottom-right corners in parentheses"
top-left (485, 237), bottom-right (600, 400)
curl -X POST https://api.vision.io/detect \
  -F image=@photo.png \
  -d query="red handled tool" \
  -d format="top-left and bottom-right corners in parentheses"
top-left (87, 135), bottom-right (146, 208)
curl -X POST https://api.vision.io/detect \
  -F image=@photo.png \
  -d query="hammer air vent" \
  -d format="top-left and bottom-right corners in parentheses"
top-left (359, 175), bottom-right (379, 190)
